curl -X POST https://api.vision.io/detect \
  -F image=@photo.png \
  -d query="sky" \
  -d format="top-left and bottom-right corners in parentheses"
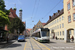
top-left (4, 0), bottom-right (63, 29)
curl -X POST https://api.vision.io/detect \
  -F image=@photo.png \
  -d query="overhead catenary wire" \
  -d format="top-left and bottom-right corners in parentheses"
top-left (32, 0), bottom-right (37, 18)
top-left (33, 0), bottom-right (40, 19)
top-left (41, 0), bottom-right (62, 19)
top-left (32, 0), bottom-right (40, 23)
top-left (31, 0), bottom-right (37, 23)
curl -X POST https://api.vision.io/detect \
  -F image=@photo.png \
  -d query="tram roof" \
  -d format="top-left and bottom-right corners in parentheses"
top-left (33, 29), bottom-right (41, 34)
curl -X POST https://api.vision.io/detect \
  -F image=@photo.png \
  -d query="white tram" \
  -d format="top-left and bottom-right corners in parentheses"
top-left (32, 28), bottom-right (50, 42)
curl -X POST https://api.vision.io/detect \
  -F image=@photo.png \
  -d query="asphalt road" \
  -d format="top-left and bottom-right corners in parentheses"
top-left (42, 39), bottom-right (75, 50)
top-left (0, 37), bottom-right (75, 50)
top-left (0, 40), bottom-right (26, 50)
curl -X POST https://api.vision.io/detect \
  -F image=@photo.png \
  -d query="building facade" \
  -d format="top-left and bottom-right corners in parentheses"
top-left (33, 20), bottom-right (46, 32)
top-left (30, 29), bottom-right (33, 37)
top-left (44, 0), bottom-right (75, 43)
top-left (25, 29), bottom-right (31, 37)
top-left (19, 9), bottom-right (22, 21)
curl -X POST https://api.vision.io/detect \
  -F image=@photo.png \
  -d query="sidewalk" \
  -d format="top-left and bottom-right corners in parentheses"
top-left (0, 40), bottom-right (16, 49)
top-left (50, 39), bottom-right (75, 45)
top-left (50, 39), bottom-right (64, 42)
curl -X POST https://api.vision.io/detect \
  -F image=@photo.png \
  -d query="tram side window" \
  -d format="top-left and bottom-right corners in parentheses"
top-left (36, 32), bottom-right (40, 38)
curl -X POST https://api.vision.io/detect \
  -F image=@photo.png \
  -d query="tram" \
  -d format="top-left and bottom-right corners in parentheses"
top-left (32, 28), bottom-right (50, 42)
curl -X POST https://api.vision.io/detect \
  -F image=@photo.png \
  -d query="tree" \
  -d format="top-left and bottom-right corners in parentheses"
top-left (0, 0), bottom-right (10, 15)
top-left (8, 17), bottom-right (25, 34)
top-left (0, 10), bottom-right (10, 26)
top-left (0, 0), bottom-right (10, 26)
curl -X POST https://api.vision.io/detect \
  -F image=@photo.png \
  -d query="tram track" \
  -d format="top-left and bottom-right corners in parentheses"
top-left (29, 38), bottom-right (42, 50)
top-left (42, 42), bottom-right (67, 50)
top-left (29, 38), bottom-right (34, 50)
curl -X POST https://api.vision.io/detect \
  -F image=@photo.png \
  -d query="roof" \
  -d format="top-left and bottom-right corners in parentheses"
top-left (45, 9), bottom-right (64, 25)
top-left (13, 7), bottom-right (16, 10)
top-left (22, 22), bottom-right (25, 24)
top-left (9, 8), bottom-right (18, 18)
top-left (27, 29), bottom-right (32, 31)
top-left (19, 8), bottom-right (22, 11)
top-left (42, 23), bottom-right (46, 26)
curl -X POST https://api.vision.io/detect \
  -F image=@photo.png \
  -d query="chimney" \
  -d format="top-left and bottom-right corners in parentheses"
top-left (49, 16), bottom-right (51, 20)
top-left (53, 13), bottom-right (56, 16)
top-left (58, 10), bottom-right (60, 13)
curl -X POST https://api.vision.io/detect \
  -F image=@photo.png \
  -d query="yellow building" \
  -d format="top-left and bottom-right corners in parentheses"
top-left (33, 20), bottom-right (46, 32)
top-left (44, 0), bottom-right (75, 42)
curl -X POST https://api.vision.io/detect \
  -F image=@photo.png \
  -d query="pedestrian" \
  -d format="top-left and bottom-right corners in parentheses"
top-left (56, 36), bottom-right (57, 40)
top-left (71, 36), bottom-right (74, 42)
top-left (53, 36), bottom-right (54, 39)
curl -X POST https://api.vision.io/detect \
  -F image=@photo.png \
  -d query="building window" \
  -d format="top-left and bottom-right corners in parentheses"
top-left (62, 23), bottom-right (64, 28)
top-left (57, 19), bottom-right (58, 22)
top-left (62, 16), bottom-right (64, 20)
top-left (58, 32), bottom-right (59, 36)
top-left (36, 28), bottom-right (37, 30)
top-left (12, 12), bottom-right (13, 14)
top-left (55, 20), bottom-right (56, 23)
top-left (39, 25), bottom-right (40, 27)
top-left (73, 13), bottom-right (75, 21)
top-left (68, 15), bottom-right (71, 23)
top-left (73, 0), bottom-right (75, 6)
top-left (60, 24), bottom-right (61, 28)
top-left (68, 3), bottom-right (70, 10)
top-left (62, 31), bottom-right (64, 35)
top-left (60, 17), bottom-right (61, 21)
top-left (58, 25), bottom-right (59, 29)
top-left (60, 31), bottom-right (61, 35)
top-left (37, 26), bottom-right (38, 27)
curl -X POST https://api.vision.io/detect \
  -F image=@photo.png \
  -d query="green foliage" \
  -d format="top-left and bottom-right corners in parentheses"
top-left (0, 0), bottom-right (10, 15)
top-left (8, 17), bottom-right (25, 33)
top-left (0, 0), bottom-right (10, 26)
top-left (0, 0), bottom-right (6, 11)
top-left (0, 10), bottom-right (10, 25)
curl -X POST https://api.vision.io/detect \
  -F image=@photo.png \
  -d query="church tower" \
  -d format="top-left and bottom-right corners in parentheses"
top-left (19, 8), bottom-right (22, 21)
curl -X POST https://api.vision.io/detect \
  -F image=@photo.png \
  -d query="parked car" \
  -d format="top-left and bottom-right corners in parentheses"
top-left (18, 35), bottom-right (25, 42)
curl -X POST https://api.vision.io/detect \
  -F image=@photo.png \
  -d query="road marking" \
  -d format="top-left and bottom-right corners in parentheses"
top-left (24, 42), bottom-right (27, 50)
top-left (32, 38), bottom-right (50, 50)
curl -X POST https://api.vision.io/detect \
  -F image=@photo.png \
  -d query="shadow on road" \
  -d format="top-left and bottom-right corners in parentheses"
top-left (18, 40), bottom-right (27, 42)
top-left (41, 41), bottom-right (56, 44)
top-left (49, 41), bottom-right (56, 43)
top-left (7, 44), bottom-right (22, 48)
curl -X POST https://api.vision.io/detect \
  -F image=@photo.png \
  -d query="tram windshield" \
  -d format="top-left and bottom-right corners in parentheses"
top-left (41, 31), bottom-right (49, 37)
